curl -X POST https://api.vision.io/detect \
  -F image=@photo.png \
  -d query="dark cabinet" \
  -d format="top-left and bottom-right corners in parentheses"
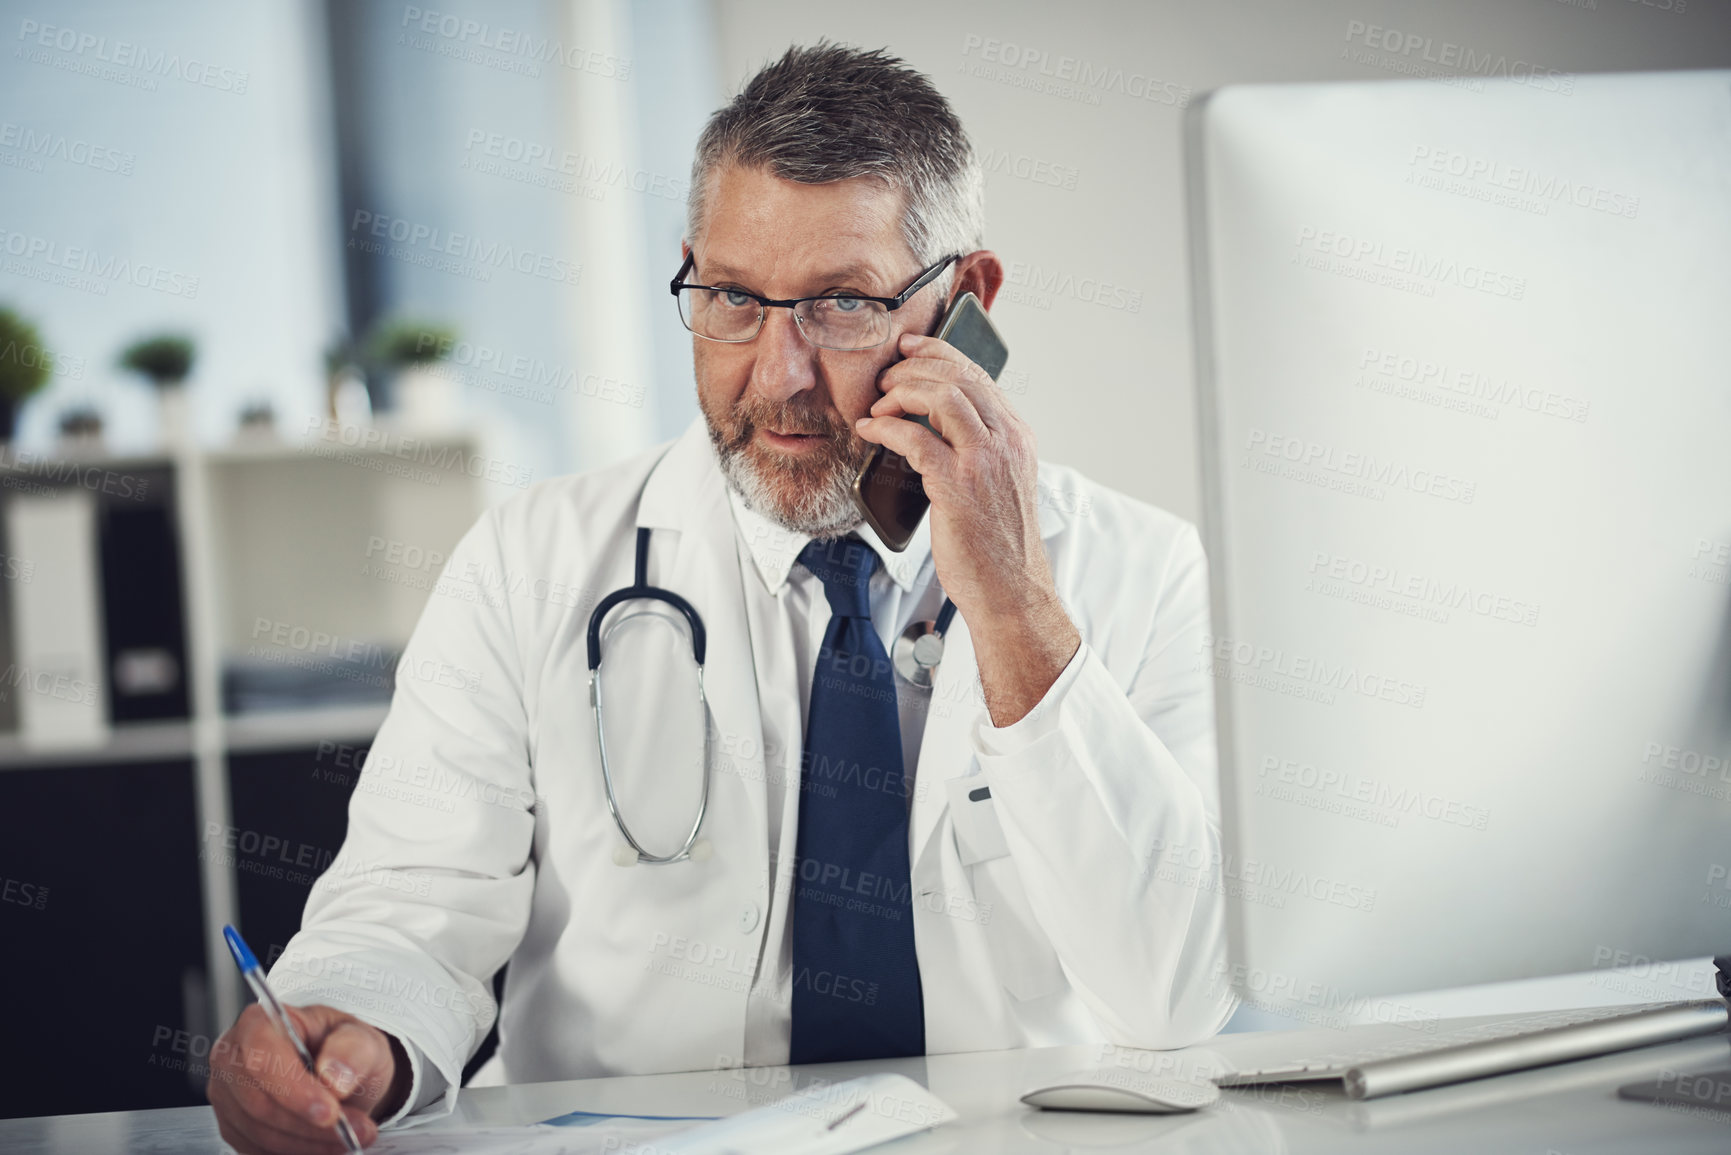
top-left (0, 759), bottom-right (207, 1119)
top-left (227, 746), bottom-right (360, 972)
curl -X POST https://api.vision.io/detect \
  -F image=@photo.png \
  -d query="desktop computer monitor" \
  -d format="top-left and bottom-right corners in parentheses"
top-left (1186, 69), bottom-right (1731, 1023)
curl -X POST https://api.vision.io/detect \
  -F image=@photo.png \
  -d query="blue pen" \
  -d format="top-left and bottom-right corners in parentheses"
top-left (223, 925), bottom-right (365, 1153)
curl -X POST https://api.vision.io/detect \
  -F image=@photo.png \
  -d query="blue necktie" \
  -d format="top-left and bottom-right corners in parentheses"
top-left (788, 534), bottom-right (925, 1062)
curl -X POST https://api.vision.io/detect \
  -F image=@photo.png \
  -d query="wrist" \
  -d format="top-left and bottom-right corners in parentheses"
top-left (970, 593), bottom-right (1081, 728)
top-left (372, 1033), bottom-right (414, 1121)
top-left (969, 586), bottom-right (1072, 646)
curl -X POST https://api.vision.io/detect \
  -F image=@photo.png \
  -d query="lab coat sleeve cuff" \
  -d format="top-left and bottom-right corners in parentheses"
top-left (968, 638), bottom-right (1088, 757)
top-left (373, 1036), bottom-right (452, 1129)
top-left (264, 970), bottom-right (464, 1128)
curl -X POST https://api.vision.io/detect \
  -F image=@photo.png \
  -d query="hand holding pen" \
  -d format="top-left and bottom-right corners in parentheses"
top-left (207, 926), bottom-right (410, 1154)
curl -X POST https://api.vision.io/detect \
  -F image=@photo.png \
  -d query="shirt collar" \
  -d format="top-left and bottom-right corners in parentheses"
top-left (725, 480), bottom-right (929, 595)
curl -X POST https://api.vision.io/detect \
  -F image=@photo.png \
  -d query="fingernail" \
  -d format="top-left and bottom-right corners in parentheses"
top-left (308, 1098), bottom-right (333, 1125)
top-left (855, 417), bottom-right (870, 428)
top-left (320, 1059), bottom-right (358, 1094)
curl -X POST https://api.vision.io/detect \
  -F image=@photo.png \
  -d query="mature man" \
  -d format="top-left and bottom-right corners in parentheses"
top-left (207, 43), bottom-right (1232, 1153)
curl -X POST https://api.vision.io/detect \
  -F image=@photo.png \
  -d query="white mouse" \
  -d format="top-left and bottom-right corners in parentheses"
top-left (1021, 1073), bottom-right (1221, 1114)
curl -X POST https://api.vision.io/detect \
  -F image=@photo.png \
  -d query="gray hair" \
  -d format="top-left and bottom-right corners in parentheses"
top-left (686, 43), bottom-right (984, 284)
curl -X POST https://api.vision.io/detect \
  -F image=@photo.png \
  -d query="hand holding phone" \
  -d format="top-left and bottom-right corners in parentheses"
top-left (851, 292), bottom-right (1009, 551)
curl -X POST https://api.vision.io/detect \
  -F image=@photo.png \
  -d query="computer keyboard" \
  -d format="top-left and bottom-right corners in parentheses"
top-left (1295, 1003), bottom-right (1681, 1068)
top-left (1216, 1000), bottom-right (1729, 1100)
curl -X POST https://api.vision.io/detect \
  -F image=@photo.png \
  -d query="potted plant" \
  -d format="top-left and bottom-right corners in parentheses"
top-left (119, 332), bottom-right (197, 446)
top-left (235, 399), bottom-right (277, 445)
top-left (365, 317), bottom-right (459, 433)
top-left (324, 337), bottom-right (371, 429)
top-left (0, 307), bottom-right (55, 444)
top-left (57, 403), bottom-right (104, 452)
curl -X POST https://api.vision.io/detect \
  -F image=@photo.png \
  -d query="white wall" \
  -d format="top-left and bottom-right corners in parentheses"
top-left (709, 0), bottom-right (1731, 523)
top-left (0, 0), bottom-right (340, 450)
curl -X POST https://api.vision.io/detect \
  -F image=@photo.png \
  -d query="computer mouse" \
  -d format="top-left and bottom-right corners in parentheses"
top-left (1020, 1074), bottom-right (1221, 1114)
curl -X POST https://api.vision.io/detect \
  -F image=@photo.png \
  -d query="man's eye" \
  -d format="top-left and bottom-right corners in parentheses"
top-left (823, 296), bottom-right (864, 313)
top-left (720, 290), bottom-right (754, 308)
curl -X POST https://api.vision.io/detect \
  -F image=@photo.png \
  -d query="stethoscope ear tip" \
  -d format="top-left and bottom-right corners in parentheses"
top-left (689, 838), bottom-right (713, 862)
top-left (612, 844), bottom-right (640, 868)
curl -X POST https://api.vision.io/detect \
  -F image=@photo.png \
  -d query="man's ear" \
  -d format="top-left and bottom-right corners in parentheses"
top-left (681, 239), bottom-right (692, 259)
top-left (952, 251), bottom-right (1005, 311)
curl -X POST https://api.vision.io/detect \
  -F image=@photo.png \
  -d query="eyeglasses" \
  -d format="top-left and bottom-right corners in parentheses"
top-left (669, 252), bottom-right (960, 351)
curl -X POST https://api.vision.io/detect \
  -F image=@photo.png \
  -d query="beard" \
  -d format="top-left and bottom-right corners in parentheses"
top-left (700, 388), bottom-right (872, 539)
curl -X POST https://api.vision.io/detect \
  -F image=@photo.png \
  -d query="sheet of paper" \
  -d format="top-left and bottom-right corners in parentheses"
top-left (365, 1073), bottom-right (955, 1155)
top-left (659, 1073), bottom-right (956, 1155)
top-left (368, 1117), bottom-right (690, 1155)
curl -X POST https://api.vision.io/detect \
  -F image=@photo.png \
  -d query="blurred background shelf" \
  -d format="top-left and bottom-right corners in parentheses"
top-left (0, 705), bottom-right (392, 768)
top-left (0, 718), bottom-right (195, 768)
top-left (224, 703), bottom-right (391, 753)
top-left (0, 433), bottom-right (481, 1118)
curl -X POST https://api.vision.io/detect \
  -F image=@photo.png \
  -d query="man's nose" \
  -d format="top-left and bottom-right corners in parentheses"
top-left (749, 307), bottom-right (820, 404)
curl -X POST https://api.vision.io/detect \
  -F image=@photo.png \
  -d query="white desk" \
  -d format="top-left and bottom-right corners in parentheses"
top-left (4, 1019), bottom-right (1728, 1153)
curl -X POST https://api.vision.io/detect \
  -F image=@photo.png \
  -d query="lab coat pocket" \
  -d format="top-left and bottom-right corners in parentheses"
top-left (946, 776), bottom-right (1009, 866)
top-left (944, 777), bottom-right (1067, 1002)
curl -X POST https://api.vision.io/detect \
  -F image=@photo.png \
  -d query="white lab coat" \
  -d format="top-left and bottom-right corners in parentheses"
top-left (268, 414), bottom-right (1235, 1120)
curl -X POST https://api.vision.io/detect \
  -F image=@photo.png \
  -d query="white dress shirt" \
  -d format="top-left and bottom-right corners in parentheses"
top-left (723, 483), bottom-right (1085, 1067)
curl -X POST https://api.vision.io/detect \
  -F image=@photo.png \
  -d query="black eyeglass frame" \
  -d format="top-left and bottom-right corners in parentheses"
top-left (668, 251), bottom-right (962, 349)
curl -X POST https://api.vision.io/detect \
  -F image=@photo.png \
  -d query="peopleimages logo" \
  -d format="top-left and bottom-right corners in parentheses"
top-left (1004, 261), bottom-right (1141, 313)
top-left (1406, 146), bottom-right (1639, 220)
top-left (347, 210), bottom-right (582, 286)
top-left (0, 227), bottom-right (200, 298)
top-left (1342, 20), bottom-right (1574, 95)
top-left (1357, 347), bottom-right (1590, 424)
top-left (1145, 835), bottom-right (1379, 912)
top-left (15, 18), bottom-right (251, 93)
top-left (1295, 227), bottom-right (1526, 301)
top-left (398, 7), bottom-right (630, 79)
top-left (1705, 864), bottom-right (1731, 911)
top-left (1244, 428), bottom-right (1478, 505)
top-left (1257, 755), bottom-right (1491, 831)
top-left (461, 129), bottom-right (687, 203)
top-left (414, 333), bottom-right (646, 410)
top-left (1199, 632), bottom-right (1427, 709)
top-left (958, 34), bottom-right (1190, 108)
top-left (304, 418), bottom-right (536, 489)
top-left (979, 148), bottom-right (1080, 191)
top-left (1213, 963), bottom-right (1442, 1030)
top-left (0, 121), bottom-right (134, 174)
top-left (1306, 550), bottom-right (1540, 628)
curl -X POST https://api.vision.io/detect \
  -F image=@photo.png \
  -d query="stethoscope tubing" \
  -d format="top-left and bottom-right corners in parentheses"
top-left (588, 524), bottom-right (957, 865)
top-left (590, 656), bottom-right (710, 865)
top-left (590, 526), bottom-right (711, 865)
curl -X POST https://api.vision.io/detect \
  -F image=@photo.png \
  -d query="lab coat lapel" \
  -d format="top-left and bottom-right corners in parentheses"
top-left (910, 612), bottom-right (981, 871)
top-left (910, 489), bottom-right (1068, 872)
top-left (636, 420), bottom-right (769, 887)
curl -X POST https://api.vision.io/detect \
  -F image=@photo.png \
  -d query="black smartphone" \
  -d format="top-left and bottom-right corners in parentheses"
top-left (850, 291), bottom-right (1010, 551)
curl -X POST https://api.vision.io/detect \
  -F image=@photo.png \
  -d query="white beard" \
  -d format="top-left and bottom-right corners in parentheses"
top-left (712, 432), bottom-right (866, 539)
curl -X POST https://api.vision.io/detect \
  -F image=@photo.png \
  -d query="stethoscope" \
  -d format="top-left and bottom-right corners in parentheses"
top-left (587, 524), bottom-right (958, 866)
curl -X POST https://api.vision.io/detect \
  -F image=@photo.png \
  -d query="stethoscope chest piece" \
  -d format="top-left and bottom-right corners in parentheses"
top-left (893, 621), bottom-right (946, 688)
top-left (894, 592), bottom-right (960, 689)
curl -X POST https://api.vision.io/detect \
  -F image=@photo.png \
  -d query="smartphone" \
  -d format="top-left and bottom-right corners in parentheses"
top-left (850, 291), bottom-right (1010, 551)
